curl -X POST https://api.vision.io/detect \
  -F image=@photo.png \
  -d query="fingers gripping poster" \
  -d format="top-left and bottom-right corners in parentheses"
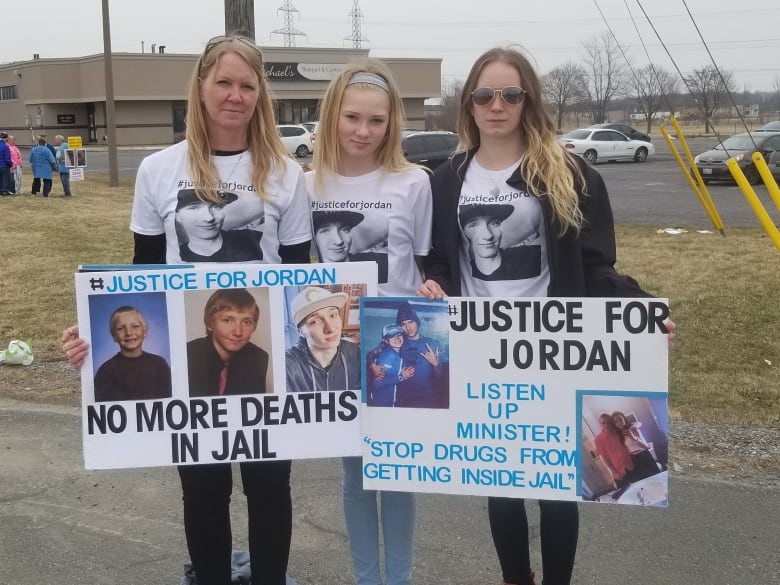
top-left (359, 297), bottom-right (670, 507)
top-left (76, 262), bottom-right (377, 469)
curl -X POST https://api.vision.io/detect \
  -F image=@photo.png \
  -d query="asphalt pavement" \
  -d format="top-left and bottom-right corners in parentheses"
top-left (1, 398), bottom-right (777, 585)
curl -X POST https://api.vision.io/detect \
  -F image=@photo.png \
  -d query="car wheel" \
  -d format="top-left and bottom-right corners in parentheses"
top-left (295, 144), bottom-right (310, 158)
top-left (583, 149), bottom-right (597, 164)
top-left (744, 164), bottom-right (761, 185)
top-left (634, 147), bottom-right (648, 162)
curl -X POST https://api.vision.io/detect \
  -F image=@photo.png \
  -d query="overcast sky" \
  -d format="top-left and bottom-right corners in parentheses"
top-left (5, 0), bottom-right (780, 91)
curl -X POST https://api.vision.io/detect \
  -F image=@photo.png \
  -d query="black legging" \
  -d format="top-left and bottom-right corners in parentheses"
top-left (31, 177), bottom-right (52, 196)
top-left (488, 497), bottom-right (579, 585)
top-left (178, 459), bottom-right (292, 585)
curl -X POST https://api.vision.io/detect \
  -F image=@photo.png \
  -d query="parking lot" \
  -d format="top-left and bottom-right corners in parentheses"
top-left (76, 135), bottom-right (778, 229)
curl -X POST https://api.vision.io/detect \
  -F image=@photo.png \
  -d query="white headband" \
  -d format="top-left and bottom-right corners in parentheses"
top-left (347, 72), bottom-right (390, 92)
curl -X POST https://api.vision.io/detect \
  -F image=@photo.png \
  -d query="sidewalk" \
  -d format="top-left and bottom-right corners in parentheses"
top-left (1, 397), bottom-right (778, 585)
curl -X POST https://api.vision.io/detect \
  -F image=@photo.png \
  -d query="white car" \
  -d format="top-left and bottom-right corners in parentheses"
top-left (276, 124), bottom-right (314, 158)
top-left (558, 128), bottom-right (655, 164)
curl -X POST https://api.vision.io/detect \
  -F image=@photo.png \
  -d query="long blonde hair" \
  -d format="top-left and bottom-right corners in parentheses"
top-left (458, 46), bottom-right (585, 234)
top-left (313, 60), bottom-right (420, 191)
top-left (184, 36), bottom-right (289, 203)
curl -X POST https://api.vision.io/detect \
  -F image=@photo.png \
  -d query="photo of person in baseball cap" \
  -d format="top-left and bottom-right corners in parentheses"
top-left (285, 286), bottom-right (361, 393)
top-left (175, 189), bottom-right (263, 262)
top-left (459, 203), bottom-right (541, 282)
top-left (313, 210), bottom-right (389, 282)
top-left (313, 210), bottom-right (365, 263)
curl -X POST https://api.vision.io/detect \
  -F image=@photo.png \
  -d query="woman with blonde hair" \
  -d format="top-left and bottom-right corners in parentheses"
top-left (305, 60), bottom-right (432, 585)
top-left (417, 46), bottom-right (675, 585)
top-left (62, 35), bottom-right (311, 585)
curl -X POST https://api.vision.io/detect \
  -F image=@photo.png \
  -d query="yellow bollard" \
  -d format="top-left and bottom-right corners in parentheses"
top-left (751, 152), bottom-right (780, 213)
top-left (727, 158), bottom-right (780, 251)
top-left (659, 123), bottom-right (724, 234)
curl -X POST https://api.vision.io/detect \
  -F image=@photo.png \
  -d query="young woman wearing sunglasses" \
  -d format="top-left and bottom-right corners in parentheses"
top-left (417, 46), bottom-right (675, 585)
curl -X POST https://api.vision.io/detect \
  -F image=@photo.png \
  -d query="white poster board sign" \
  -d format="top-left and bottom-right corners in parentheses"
top-left (76, 262), bottom-right (377, 469)
top-left (360, 297), bottom-right (670, 507)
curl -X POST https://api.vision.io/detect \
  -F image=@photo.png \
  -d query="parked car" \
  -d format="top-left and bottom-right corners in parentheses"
top-left (302, 121), bottom-right (320, 143)
top-left (276, 124), bottom-right (314, 157)
top-left (401, 131), bottom-right (459, 170)
top-left (694, 131), bottom-right (780, 185)
top-left (755, 121), bottom-right (780, 132)
top-left (558, 128), bottom-right (655, 164)
top-left (588, 122), bottom-right (651, 143)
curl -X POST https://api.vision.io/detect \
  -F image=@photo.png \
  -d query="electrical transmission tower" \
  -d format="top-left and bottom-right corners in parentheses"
top-left (271, 0), bottom-right (307, 47)
top-left (344, 0), bottom-right (369, 48)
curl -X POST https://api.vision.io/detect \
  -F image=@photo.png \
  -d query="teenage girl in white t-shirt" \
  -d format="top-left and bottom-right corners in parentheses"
top-left (306, 61), bottom-right (433, 585)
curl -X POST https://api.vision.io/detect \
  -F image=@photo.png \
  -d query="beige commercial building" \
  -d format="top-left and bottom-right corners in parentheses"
top-left (0, 47), bottom-right (441, 146)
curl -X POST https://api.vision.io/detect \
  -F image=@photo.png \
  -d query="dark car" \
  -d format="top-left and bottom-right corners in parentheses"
top-left (694, 131), bottom-right (780, 185)
top-left (588, 123), bottom-right (651, 143)
top-left (402, 131), bottom-right (459, 170)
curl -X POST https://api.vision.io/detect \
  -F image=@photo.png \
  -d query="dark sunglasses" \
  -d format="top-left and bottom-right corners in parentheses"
top-left (471, 86), bottom-right (527, 106)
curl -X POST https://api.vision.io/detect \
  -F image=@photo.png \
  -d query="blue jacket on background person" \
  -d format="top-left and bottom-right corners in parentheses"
top-left (29, 145), bottom-right (55, 179)
top-left (56, 142), bottom-right (70, 174)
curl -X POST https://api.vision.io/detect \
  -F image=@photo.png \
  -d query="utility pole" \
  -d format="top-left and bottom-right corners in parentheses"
top-left (101, 0), bottom-right (118, 187)
top-left (225, 0), bottom-right (255, 39)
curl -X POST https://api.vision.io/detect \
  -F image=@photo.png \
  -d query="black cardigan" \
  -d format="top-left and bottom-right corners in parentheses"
top-left (422, 149), bottom-right (648, 298)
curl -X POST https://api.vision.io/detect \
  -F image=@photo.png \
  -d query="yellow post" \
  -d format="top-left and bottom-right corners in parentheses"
top-left (669, 117), bottom-right (722, 227)
top-left (659, 124), bottom-right (725, 234)
top-left (751, 152), bottom-right (780, 213)
top-left (727, 158), bottom-right (780, 251)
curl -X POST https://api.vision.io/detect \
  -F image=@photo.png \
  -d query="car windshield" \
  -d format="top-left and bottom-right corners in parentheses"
top-left (715, 135), bottom-right (757, 151)
top-left (564, 130), bottom-right (591, 139)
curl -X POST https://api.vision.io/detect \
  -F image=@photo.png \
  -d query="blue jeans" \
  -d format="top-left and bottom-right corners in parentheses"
top-left (342, 456), bottom-right (415, 585)
top-left (59, 171), bottom-right (71, 196)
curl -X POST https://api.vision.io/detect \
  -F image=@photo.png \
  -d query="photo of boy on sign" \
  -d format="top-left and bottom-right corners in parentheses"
top-left (185, 288), bottom-right (271, 396)
top-left (87, 291), bottom-right (172, 402)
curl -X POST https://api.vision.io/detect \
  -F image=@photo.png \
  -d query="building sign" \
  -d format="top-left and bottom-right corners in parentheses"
top-left (264, 62), bottom-right (345, 82)
top-left (58, 114), bottom-right (76, 124)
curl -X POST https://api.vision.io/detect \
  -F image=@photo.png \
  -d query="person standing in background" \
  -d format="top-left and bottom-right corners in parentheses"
top-left (54, 135), bottom-right (72, 197)
top-left (8, 135), bottom-right (23, 194)
top-left (29, 137), bottom-right (56, 197)
top-left (0, 132), bottom-right (12, 195)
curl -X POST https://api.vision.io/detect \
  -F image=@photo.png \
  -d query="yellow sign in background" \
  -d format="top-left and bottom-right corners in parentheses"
top-left (67, 136), bottom-right (83, 149)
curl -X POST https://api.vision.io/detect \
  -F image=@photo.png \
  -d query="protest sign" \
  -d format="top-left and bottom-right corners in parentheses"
top-left (76, 262), bottom-right (377, 469)
top-left (360, 297), bottom-right (670, 507)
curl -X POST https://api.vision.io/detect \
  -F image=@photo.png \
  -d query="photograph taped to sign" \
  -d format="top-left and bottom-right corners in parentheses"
top-left (360, 296), bottom-right (670, 507)
top-left (75, 262), bottom-right (378, 469)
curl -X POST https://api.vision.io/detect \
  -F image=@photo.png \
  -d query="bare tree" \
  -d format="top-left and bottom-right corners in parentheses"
top-left (543, 62), bottom-right (587, 131)
top-left (772, 75), bottom-right (780, 115)
top-left (432, 79), bottom-right (463, 132)
top-left (631, 65), bottom-right (679, 132)
top-left (581, 32), bottom-right (628, 123)
top-left (684, 66), bottom-right (736, 133)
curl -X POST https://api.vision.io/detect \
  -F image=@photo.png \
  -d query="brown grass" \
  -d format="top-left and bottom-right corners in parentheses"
top-left (0, 177), bottom-right (778, 426)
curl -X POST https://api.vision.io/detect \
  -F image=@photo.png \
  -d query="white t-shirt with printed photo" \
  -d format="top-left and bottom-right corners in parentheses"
top-left (131, 140), bottom-right (311, 265)
top-left (305, 167), bottom-right (432, 297)
top-left (458, 158), bottom-right (550, 297)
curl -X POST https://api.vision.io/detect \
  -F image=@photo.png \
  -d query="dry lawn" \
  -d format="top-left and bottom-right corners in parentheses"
top-left (0, 176), bottom-right (778, 426)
